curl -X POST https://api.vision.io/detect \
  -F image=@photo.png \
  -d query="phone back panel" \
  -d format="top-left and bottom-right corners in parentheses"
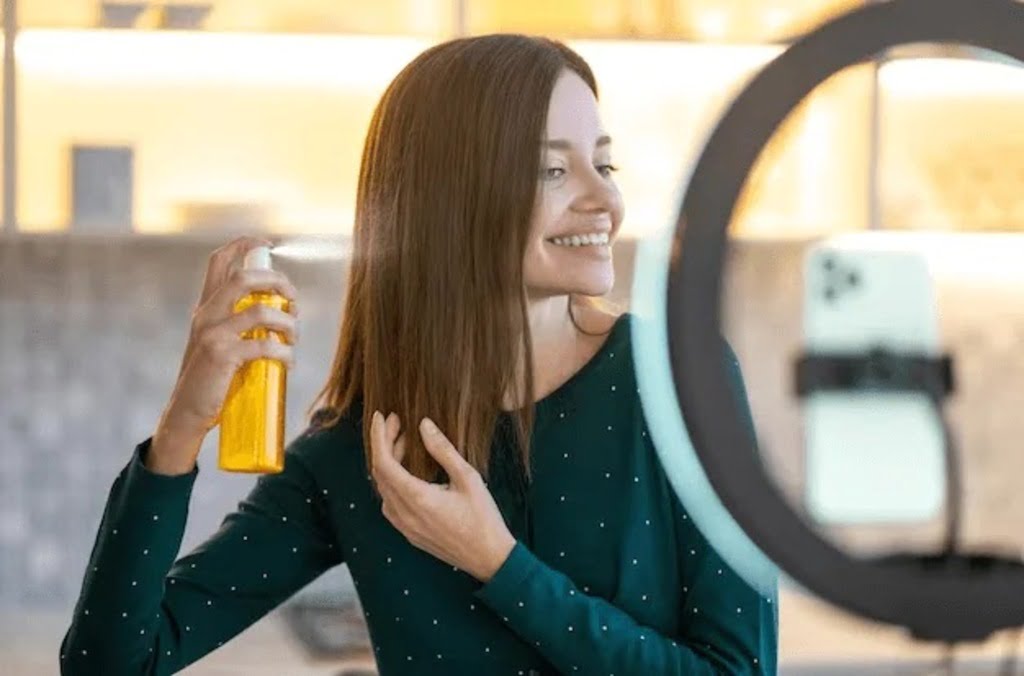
top-left (803, 242), bottom-right (946, 525)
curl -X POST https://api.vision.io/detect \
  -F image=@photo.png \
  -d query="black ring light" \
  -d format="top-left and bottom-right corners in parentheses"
top-left (669, 0), bottom-right (1024, 642)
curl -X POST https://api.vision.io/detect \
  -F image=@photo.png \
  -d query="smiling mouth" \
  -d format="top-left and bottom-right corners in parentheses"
top-left (546, 232), bottom-right (611, 248)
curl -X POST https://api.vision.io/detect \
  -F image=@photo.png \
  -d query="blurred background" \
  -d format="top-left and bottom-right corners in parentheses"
top-left (2, 0), bottom-right (1024, 673)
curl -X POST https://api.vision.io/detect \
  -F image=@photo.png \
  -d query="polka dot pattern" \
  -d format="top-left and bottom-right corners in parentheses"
top-left (62, 319), bottom-right (774, 674)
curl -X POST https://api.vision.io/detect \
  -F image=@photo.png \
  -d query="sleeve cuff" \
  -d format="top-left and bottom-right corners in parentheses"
top-left (473, 540), bottom-right (538, 609)
top-left (124, 436), bottom-right (200, 497)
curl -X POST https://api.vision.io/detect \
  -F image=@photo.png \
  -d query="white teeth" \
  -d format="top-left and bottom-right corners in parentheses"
top-left (549, 232), bottom-right (609, 247)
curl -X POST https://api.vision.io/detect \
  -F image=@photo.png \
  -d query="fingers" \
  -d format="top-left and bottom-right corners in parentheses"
top-left (200, 236), bottom-right (274, 305)
top-left (418, 417), bottom-right (475, 488)
top-left (393, 433), bottom-right (408, 464)
top-left (205, 268), bottom-right (299, 322)
top-left (384, 413), bottom-right (409, 465)
top-left (191, 300), bottom-right (298, 372)
top-left (386, 412), bottom-right (401, 440)
top-left (218, 303), bottom-right (299, 346)
top-left (235, 337), bottom-right (295, 369)
top-left (370, 411), bottom-right (419, 497)
top-left (194, 326), bottom-right (295, 371)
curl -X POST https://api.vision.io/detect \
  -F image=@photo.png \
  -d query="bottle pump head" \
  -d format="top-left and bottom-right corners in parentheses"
top-left (244, 245), bottom-right (272, 271)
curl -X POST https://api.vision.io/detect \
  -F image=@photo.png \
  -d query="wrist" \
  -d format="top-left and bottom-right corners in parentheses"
top-left (157, 403), bottom-right (210, 441)
top-left (476, 531), bottom-right (517, 583)
top-left (149, 423), bottom-right (204, 476)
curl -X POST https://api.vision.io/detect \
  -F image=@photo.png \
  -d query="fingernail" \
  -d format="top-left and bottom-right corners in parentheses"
top-left (422, 418), bottom-right (437, 434)
top-left (373, 410), bottom-right (382, 425)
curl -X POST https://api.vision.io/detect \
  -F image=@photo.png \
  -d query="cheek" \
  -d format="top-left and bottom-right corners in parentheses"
top-left (522, 236), bottom-right (548, 280)
top-left (609, 187), bottom-right (626, 230)
top-left (522, 234), bottom-right (555, 287)
top-left (530, 192), bottom-right (559, 235)
top-left (524, 198), bottom-right (555, 256)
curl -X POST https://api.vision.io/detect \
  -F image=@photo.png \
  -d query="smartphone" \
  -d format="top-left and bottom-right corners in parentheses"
top-left (801, 238), bottom-right (947, 525)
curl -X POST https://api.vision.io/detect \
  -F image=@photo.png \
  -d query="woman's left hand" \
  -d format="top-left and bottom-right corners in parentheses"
top-left (369, 410), bottom-right (516, 583)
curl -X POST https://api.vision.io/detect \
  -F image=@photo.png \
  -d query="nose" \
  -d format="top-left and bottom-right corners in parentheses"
top-left (572, 168), bottom-right (619, 217)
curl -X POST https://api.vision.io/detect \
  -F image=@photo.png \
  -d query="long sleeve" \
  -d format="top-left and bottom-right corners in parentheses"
top-left (675, 504), bottom-right (778, 675)
top-left (677, 338), bottom-right (778, 672)
top-left (60, 431), bottom-right (344, 675)
top-left (675, 338), bottom-right (778, 673)
top-left (470, 337), bottom-right (777, 675)
top-left (473, 538), bottom-right (775, 675)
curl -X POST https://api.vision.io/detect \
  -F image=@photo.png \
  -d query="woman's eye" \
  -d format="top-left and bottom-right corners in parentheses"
top-left (596, 164), bottom-right (620, 177)
top-left (544, 167), bottom-right (566, 180)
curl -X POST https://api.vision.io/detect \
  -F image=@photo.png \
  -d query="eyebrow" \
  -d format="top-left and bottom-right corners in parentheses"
top-left (544, 135), bottom-right (612, 150)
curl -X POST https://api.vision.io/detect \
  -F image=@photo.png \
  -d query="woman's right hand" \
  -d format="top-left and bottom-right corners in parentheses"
top-left (149, 236), bottom-right (300, 473)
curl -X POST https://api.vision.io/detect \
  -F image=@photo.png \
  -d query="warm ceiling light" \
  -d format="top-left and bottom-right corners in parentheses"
top-left (14, 29), bottom-right (433, 89)
top-left (880, 57), bottom-right (1024, 96)
top-left (694, 9), bottom-right (730, 40)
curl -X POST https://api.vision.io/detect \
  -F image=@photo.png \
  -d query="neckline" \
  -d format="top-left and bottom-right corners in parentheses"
top-left (499, 311), bottom-right (631, 417)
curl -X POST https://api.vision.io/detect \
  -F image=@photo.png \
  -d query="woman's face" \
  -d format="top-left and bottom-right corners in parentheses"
top-left (523, 69), bottom-right (625, 300)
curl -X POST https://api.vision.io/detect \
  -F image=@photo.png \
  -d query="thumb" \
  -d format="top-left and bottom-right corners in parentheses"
top-left (419, 417), bottom-right (473, 486)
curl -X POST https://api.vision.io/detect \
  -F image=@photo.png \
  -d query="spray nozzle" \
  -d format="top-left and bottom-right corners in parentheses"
top-left (243, 245), bottom-right (273, 271)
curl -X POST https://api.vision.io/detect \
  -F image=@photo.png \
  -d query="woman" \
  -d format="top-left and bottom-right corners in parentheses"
top-left (61, 34), bottom-right (777, 675)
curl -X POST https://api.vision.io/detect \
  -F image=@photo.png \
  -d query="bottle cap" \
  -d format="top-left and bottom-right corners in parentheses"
top-left (243, 245), bottom-right (273, 271)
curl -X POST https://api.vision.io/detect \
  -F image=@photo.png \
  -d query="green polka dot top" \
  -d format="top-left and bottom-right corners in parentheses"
top-left (61, 311), bottom-right (778, 675)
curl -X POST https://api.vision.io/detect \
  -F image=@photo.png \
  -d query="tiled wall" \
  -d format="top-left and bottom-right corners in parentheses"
top-left (0, 234), bottom-right (357, 611)
top-left (3, 231), bottom-right (1023, 620)
top-left (0, 232), bottom-right (635, 613)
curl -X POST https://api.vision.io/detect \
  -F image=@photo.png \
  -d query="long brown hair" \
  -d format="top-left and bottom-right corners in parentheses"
top-left (306, 34), bottom-right (607, 485)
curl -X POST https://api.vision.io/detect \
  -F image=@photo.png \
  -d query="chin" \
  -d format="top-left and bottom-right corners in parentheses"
top-left (525, 257), bottom-right (616, 298)
top-left (575, 276), bottom-right (614, 297)
top-left (553, 274), bottom-right (616, 298)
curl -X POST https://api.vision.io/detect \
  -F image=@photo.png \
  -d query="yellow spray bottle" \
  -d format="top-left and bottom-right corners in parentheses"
top-left (218, 245), bottom-right (290, 473)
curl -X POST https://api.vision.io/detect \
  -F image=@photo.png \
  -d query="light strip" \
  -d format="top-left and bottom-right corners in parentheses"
top-left (879, 56), bottom-right (1024, 96)
top-left (14, 29), bottom-right (434, 88)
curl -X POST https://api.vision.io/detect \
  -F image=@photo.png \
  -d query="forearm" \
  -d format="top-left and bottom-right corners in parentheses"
top-left (62, 438), bottom-right (199, 673)
top-left (474, 542), bottom-right (772, 675)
